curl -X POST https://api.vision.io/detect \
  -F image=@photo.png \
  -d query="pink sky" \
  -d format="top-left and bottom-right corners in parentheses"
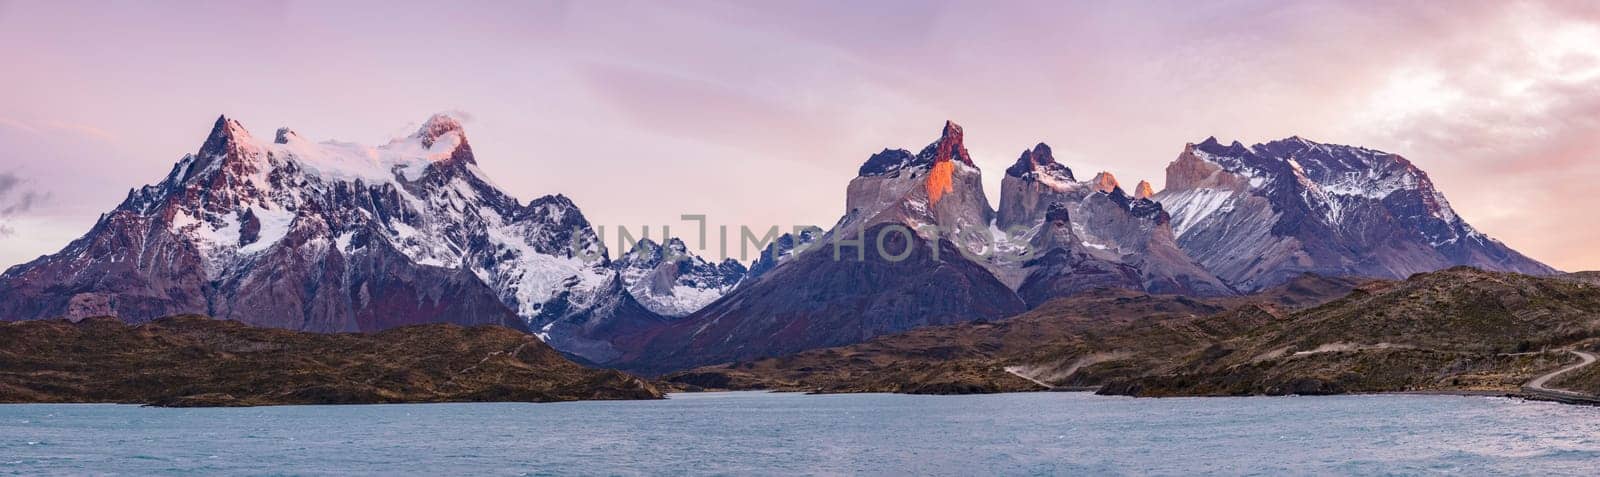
top-left (1, 0), bottom-right (1597, 271)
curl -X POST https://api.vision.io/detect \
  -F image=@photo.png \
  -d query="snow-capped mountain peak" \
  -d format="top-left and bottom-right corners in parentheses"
top-left (198, 115), bottom-right (258, 158)
top-left (0, 114), bottom-right (700, 364)
top-left (1156, 136), bottom-right (1555, 290)
top-left (414, 113), bottom-right (467, 149)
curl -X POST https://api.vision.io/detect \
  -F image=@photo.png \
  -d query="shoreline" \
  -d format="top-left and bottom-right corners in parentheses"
top-left (670, 386), bottom-right (1600, 407)
top-left (6, 387), bottom-right (1597, 408)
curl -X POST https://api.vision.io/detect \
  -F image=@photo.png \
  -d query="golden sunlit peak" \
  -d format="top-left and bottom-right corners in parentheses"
top-left (1093, 171), bottom-right (1120, 193)
top-left (1134, 180), bottom-right (1155, 199)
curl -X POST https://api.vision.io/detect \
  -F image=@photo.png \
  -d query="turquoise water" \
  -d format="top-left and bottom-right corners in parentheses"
top-left (2, 392), bottom-right (1599, 475)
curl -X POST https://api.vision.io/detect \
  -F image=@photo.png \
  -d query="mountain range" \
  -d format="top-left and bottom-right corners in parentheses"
top-left (0, 115), bottom-right (738, 365)
top-left (0, 115), bottom-right (1558, 374)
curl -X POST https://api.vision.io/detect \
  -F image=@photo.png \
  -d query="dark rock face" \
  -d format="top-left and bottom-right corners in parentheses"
top-left (1016, 206), bottom-right (1144, 306)
top-left (1157, 137), bottom-right (1556, 291)
top-left (858, 148), bottom-right (917, 177)
top-left (613, 223), bottom-right (1026, 375)
top-left (208, 225), bottom-right (524, 332)
top-left (0, 208), bottom-right (212, 323)
top-left (1004, 143), bottom-right (1073, 181)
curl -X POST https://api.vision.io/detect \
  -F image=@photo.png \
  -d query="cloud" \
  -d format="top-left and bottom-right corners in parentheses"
top-left (577, 61), bottom-right (815, 153)
top-left (1332, 2), bottom-right (1600, 271)
top-left (0, 117), bottom-right (114, 142)
top-left (0, 190), bottom-right (43, 216)
top-left (0, 171), bottom-right (17, 194)
top-left (0, 172), bottom-right (49, 237)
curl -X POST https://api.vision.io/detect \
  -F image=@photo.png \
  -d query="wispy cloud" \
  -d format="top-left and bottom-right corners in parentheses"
top-left (0, 117), bottom-right (114, 142)
top-left (0, 172), bottom-right (49, 237)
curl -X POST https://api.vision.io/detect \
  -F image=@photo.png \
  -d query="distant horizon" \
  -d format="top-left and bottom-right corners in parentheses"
top-left (3, 1), bottom-right (1598, 271)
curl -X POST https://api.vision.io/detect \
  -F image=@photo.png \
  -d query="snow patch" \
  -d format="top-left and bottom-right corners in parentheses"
top-left (238, 206), bottom-right (294, 255)
top-left (1159, 188), bottom-right (1236, 238)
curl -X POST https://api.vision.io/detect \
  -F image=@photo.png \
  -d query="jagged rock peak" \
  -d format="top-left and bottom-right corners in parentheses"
top-left (626, 237), bottom-right (664, 255)
top-left (273, 127), bottom-right (301, 145)
top-left (917, 120), bottom-right (974, 167)
top-left (415, 113), bottom-right (466, 148)
top-left (1193, 136), bottom-right (1250, 157)
top-left (1092, 171), bottom-right (1120, 193)
top-left (857, 149), bottom-right (915, 176)
top-left (1028, 142), bottom-right (1053, 162)
top-left (857, 120), bottom-right (977, 176)
top-left (1005, 143), bottom-right (1075, 181)
top-left (1133, 180), bottom-right (1155, 199)
top-left (664, 237), bottom-right (689, 254)
top-left (199, 114), bottom-right (255, 158)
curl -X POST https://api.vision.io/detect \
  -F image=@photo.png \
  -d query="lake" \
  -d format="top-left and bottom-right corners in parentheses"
top-left (2, 392), bottom-right (1598, 475)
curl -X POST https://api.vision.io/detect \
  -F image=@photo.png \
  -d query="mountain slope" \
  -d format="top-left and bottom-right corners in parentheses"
top-left (618, 224), bottom-right (1025, 375)
top-left (1157, 137), bottom-right (1556, 291)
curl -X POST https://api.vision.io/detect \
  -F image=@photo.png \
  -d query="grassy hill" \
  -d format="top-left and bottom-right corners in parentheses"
top-left (666, 274), bottom-right (1365, 394)
top-left (0, 316), bottom-right (663, 406)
